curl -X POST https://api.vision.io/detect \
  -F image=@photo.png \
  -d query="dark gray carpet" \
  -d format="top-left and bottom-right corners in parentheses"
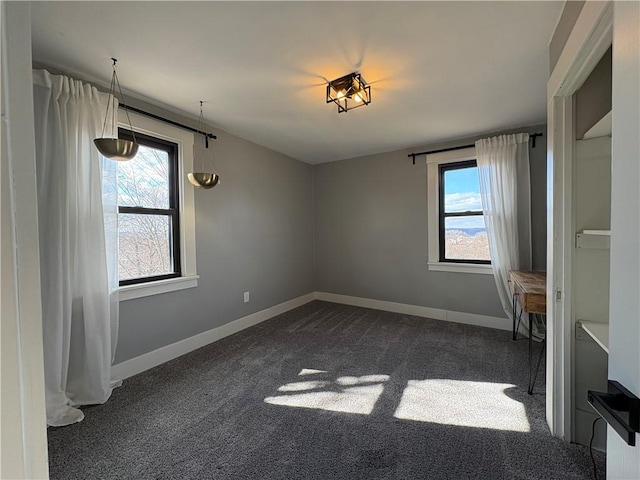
top-left (48, 301), bottom-right (605, 479)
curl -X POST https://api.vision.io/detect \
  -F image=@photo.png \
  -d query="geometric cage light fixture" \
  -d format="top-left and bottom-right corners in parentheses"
top-left (326, 72), bottom-right (371, 113)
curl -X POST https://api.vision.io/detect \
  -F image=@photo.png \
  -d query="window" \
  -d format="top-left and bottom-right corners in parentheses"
top-left (108, 110), bottom-right (198, 300)
top-left (438, 160), bottom-right (490, 264)
top-left (117, 129), bottom-right (181, 285)
top-left (426, 147), bottom-right (492, 274)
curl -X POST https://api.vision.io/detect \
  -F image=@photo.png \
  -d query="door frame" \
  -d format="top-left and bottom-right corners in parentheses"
top-left (1, 2), bottom-right (50, 478)
top-left (546, 1), bottom-right (613, 440)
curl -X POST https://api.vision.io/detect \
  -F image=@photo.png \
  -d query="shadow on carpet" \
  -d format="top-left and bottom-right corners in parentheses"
top-left (48, 301), bottom-right (605, 480)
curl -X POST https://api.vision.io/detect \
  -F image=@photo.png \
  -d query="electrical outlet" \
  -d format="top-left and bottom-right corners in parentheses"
top-left (244, 291), bottom-right (250, 303)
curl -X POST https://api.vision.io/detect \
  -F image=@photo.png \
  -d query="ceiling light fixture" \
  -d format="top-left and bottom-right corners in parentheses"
top-left (326, 72), bottom-right (371, 113)
top-left (187, 102), bottom-right (220, 190)
top-left (94, 58), bottom-right (139, 161)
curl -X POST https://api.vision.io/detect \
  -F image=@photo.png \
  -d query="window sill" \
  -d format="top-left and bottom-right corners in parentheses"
top-left (119, 275), bottom-right (199, 301)
top-left (427, 262), bottom-right (493, 275)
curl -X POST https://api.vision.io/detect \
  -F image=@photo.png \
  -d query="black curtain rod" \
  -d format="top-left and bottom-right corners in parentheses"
top-left (120, 104), bottom-right (217, 140)
top-left (408, 132), bottom-right (543, 164)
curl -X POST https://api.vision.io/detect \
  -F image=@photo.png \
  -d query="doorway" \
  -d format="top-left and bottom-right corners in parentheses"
top-left (545, 1), bottom-right (612, 444)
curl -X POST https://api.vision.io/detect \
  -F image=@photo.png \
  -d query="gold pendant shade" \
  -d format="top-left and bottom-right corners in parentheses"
top-left (94, 58), bottom-right (139, 161)
top-left (188, 172), bottom-right (220, 190)
top-left (188, 102), bottom-right (220, 190)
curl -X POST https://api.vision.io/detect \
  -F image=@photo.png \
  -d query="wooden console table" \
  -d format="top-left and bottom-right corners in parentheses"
top-left (508, 270), bottom-right (546, 394)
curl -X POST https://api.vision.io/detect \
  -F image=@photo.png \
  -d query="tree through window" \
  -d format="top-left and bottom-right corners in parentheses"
top-left (116, 129), bottom-right (181, 285)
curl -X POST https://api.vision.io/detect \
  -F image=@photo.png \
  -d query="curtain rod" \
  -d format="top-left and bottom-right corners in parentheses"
top-left (408, 132), bottom-right (543, 164)
top-left (32, 63), bottom-right (218, 141)
top-left (120, 104), bottom-right (217, 140)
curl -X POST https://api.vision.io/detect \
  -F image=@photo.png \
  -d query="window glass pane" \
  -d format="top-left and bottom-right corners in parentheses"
top-left (443, 166), bottom-right (482, 213)
top-left (119, 214), bottom-right (174, 280)
top-left (117, 145), bottom-right (170, 208)
top-left (444, 216), bottom-right (490, 261)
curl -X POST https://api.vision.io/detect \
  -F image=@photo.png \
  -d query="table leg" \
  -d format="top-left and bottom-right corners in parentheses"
top-left (512, 293), bottom-right (517, 340)
top-left (528, 314), bottom-right (546, 395)
top-left (513, 301), bottom-right (523, 341)
top-left (528, 313), bottom-right (533, 393)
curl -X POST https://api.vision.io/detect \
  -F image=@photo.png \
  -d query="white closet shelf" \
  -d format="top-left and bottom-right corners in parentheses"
top-left (576, 230), bottom-right (611, 249)
top-left (582, 111), bottom-right (612, 139)
top-left (579, 321), bottom-right (609, 354)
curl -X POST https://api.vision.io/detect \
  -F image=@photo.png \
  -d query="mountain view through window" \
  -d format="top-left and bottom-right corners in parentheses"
top-left (441, 163), bottom-right (490, 262)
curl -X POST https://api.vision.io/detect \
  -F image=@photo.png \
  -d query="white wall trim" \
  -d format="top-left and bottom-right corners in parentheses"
top-left (112, 290), bottom-right (510, 381)
top-left (546, 95), bottom-right (575, 442)
top-left (111, 292), bottom-right (315, 380)
top-left (548, 1), bottom-right (612, 101)
top-left (425, 146), bottom-right (476, 165)
top-left (315, 292), bottom-right (509, 331)
top-left (546, 0), bottom-right (613, 442)
top-left (1, 3), bottom-right (50, 479)
top-left (426, 146), bottom-right (487, 270)
top-left (119, 275), bottom-right (199, 301)
top-left (118, 109), bottom-right (198, 281)
top-left (427, 262), bottom-right (493, 275)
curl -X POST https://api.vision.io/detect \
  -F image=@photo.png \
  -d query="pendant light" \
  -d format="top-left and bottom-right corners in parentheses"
top-left (188, 102), bottom-right (220, 189)
top-left (94, 58), bottom-right (139, 161)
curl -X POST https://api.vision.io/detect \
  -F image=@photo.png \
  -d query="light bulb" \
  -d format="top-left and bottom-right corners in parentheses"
top-left (354, 93), bottom-right (362, 103)
top-left (336, 90), bottom-right (346, 99)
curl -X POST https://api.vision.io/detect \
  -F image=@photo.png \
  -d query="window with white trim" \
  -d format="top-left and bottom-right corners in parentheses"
top-left (426, 147), bottom-right (492, 274)
top-left (109, 110), bottom-right (199, 300)
top-left (117, 129), bottom-right (182, 285)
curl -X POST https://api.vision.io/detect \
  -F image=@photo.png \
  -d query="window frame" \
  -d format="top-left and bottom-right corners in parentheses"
top-left (117, 128), bottom-right (182, 286)
top-left (438, 159), bottom-right (490, 265)
top-left (115, 109), bottom-right (199, 301)
top-left (426, 147), bottom-right (492, 275)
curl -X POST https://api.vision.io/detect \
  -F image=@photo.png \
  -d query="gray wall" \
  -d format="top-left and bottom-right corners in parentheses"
top-left (115, 128), bottom-right (314, 363)
top-left (313, 125), bottom-right (547, 319)
top-left (549, 1), bottom-right (585, 72)
top-left (575, 46), bottom-right (612, 139)
top-left (32, 63), bottom-right (316, 364)
top-left (529, 130), bottom-right (548, 272)
top-left (35, 62), bottom-right (546, 359)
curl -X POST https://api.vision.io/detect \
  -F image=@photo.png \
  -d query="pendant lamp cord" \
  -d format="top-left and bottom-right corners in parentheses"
top-left (198, 102), bottom-right (206, 171)
top-left (199, 101), bottom-right (210, 150)
top-left (112, 59), bottom-right (137, 143)
top-left (197, 101), bottom-right (219, 174)
top-left (100, 58), bottom-right (137, 143)
top-left (197, 101), bottom-right (218, 173)
top-left (100, 61), bottom-right (117, 139)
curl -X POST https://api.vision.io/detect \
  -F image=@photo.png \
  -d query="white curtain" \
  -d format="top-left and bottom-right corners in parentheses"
top-left (33, 69), bottom-right (120, 427)
top-left (475, 133), bottom-right (532, 326)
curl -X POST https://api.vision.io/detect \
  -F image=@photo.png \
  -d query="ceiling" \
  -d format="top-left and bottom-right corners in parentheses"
top-left (30, 1), bottom-right (563, 164)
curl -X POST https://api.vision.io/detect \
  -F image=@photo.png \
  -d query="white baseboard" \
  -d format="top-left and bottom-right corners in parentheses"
top-left (113, 291), bottom-right (508, 381)
top-left (111, 292), bottom-right (316, 380)
top-left (314, 292), bottom-right (509, 331)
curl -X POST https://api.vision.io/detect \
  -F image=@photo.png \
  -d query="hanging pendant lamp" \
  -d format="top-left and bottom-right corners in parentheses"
top-left (94, 58), bottom-right (139, 161)
top-left (188, 102), bottom-right (220, 190)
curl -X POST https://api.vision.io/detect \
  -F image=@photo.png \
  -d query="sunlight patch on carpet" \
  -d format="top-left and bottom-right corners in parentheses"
top-left (393, 379), bottom-right (530, 432)
top-left (298, 369), bottom-right (327, 376)
top-left (265, 374), bottom-right (390, 415)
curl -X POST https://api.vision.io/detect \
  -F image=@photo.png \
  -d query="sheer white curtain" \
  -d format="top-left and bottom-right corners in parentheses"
top-left (475, 133), bottom-right (532, 327)
top-left (33, 69), bottom-right (120, 427)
